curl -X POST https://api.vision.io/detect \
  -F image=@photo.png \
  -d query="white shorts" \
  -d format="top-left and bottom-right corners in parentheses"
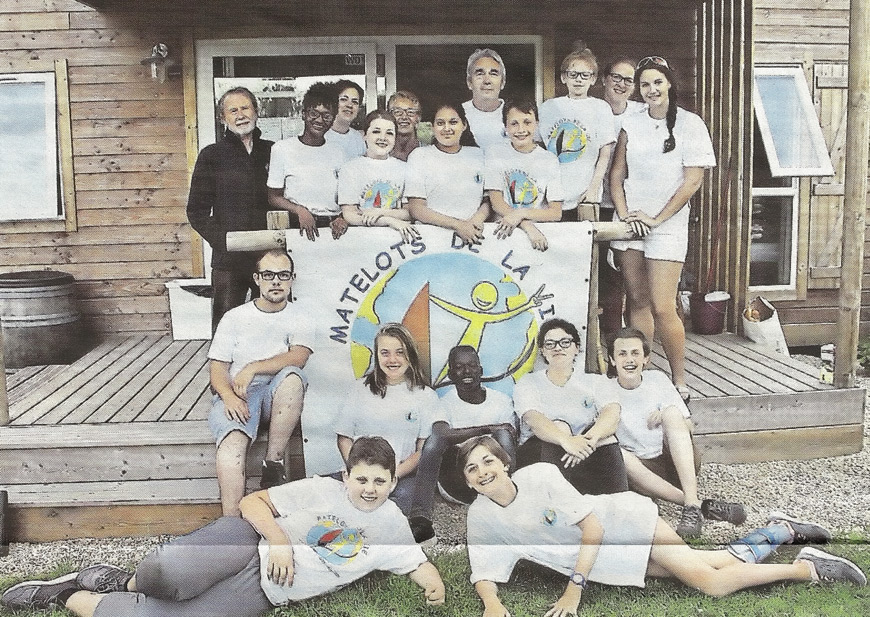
top-left (610, 227), bottom-right (688, 262)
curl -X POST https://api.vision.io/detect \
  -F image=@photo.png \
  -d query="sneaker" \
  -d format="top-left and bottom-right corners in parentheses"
top-left (1, 573), bottom-right (79, 610)
top-left (409, 516), bottom-right (436, 546)
top-left (767, 511), bottom-right (832, 545)
top-left (795, 547), bottom-right (867, 586)
top-left (676, 504), bottom-right (704, 538)
top-left (260, 460), bottom-right (287, 489)
top-left (76, 563), bottom-right (133, 593)
top-left (701, 498), bottom-right (747, 525)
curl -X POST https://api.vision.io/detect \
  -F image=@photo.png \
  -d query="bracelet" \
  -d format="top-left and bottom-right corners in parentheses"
top-left (569, 570), bottom-right (588, 589)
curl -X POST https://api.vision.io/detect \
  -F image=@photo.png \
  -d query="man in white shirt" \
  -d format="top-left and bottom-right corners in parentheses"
top-left (462, 48), bottom-right (510, 149)
top-left (207, 250), bottom-right (314, 516)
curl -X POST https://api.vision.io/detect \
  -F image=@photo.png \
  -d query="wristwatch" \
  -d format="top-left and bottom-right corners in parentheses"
top-left (569, 570), bottom-right (588, 589)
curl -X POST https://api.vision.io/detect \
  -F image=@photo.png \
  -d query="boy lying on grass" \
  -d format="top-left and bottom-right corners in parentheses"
top-left (2, 436), bottom-right (445, 617)
top-left (461, 435), bottom-right (865, 617)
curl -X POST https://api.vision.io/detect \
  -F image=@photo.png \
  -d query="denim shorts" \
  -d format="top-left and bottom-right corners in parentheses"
top-left (208, 366), bottom-right (307, 446)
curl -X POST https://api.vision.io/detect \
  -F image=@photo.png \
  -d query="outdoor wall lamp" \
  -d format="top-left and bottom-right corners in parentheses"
top-left (141, 43), bottom-right (181, 83)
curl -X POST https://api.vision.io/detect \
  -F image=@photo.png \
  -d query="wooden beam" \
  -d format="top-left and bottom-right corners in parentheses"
top-left (834, 1), bottom-right (870, 388)
top-left (0, 324), bottom-right (8, 425)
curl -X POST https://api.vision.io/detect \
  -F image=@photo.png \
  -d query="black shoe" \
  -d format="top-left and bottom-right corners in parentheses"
top-left (676, 504), bottom-right (703, 538)
top-left (796, 547), bottom-right (867, 586)
top-left (701, 498), bottom-right (747, 525)
top-left (260, 460), bottom-right (287, 489)
top-left (1, 573), bottom-right (79, 610)
top-left (409, 516), bottom-right (436, 546)
top-left (767, 511), bottom-right (832, 545)
top-left (76, 563), bottom-right (133, 593)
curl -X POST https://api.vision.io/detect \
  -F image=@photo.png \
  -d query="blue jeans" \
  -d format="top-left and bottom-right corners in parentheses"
top-left (727, 522), bottom-right (793, 563)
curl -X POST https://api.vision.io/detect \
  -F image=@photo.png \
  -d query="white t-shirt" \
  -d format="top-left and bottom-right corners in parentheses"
top-left (208, 301), bottom-right (315, 378)
top-left (326, 127), bottom-right (366, 160)
top-left (338, 156), bottom-right (406, 210)
top-left (613, 370), bottom-right (691, 459)
top-left (484, 143), bottom-right (565, 210)
top-left (462, 99), bottom-right (508, 150)
top-left (259, 476), bottom-right (426, 604)
top-left (435, 385), bottom-right (515, 429)
top-left (405, 145), bottom-right (485, 220)
top-left (467, 463), bottom-right (657, 587)
top-left (335, 380), bottom-right (439, 468)
top-left (538, 96), bottom-right (617, 207)
top-left (267, 137), bottom-right (346, 216)
top-left (601, 100), bottom-right (645, 210)
top-left (619, 107), bottom-right (716, 233)
top-left (513, 369), bottom-right (617, 445)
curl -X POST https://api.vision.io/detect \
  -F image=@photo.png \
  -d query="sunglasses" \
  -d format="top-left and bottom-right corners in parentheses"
top-left (637, 56), bottom-right (670, 70)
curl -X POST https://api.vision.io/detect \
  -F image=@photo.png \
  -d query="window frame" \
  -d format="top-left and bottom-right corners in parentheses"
top-left (0, 60), bottom-right (76, 233)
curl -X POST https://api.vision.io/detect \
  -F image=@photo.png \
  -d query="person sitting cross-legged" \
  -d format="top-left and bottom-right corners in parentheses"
top-left (209, 249), bottom-right (313, 516)
top-left (608, 327), bottom-right (745, 537)
top-left (1, 437), bottom-right (446, 617)
top-left (408, 345), bottom-right (517, 545)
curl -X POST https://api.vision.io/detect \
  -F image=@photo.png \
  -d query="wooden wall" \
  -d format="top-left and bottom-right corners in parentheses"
top-left (753, 0), bottom-right (868, 345)
top-left (0, 0), bottom-right (699, 338)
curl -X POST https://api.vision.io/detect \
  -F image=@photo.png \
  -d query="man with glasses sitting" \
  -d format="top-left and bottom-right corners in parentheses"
top-left (208, 249), bottom-right (314, 516)
top-left (387, 90), bottom-right (423, 161)
top-left (268, 81), bottom-right (349, 241)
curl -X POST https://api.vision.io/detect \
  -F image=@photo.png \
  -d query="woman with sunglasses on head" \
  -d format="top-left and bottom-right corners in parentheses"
top-left (538, 44), bottom-right (617, 222)
top-left (512, 318), bottom-right (628, 495)
top-left (461, 435), bottom-right (865, 617)
top-left (609, 56), bottom-right (716, 401)
top-left (338, 110), bottom-right (419, 244)
top-left (406, 101), bottom-right (489, 248)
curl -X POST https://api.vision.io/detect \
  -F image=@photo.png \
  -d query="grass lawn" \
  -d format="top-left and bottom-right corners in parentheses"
top-left (2, 540), bottom-right (869, 616)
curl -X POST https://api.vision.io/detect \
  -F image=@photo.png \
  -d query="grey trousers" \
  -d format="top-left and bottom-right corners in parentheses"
top-left (93, 516), bottom-right (272, 617)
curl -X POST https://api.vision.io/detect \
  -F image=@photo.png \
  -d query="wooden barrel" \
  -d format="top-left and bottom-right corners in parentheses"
top-left (0, 271), bottom-right (83, 368)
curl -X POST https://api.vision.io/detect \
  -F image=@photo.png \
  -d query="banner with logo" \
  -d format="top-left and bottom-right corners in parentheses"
top-left (290, 222), bottom-right (593, 473)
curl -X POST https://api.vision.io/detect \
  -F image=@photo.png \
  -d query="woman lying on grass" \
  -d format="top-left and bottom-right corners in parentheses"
top-left (460, 435), bottom-right (865, 617)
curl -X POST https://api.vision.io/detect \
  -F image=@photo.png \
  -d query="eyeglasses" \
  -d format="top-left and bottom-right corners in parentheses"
top-left (608, 73), bottom-right (635, 86)
top-left (256, 270), bottom-right (294, 281)
top-left (542, 337), bottom-right (575, 350)
top-left (564, 70), bottom-right (595, 81)
top-left (305, 108), bottom-right (334, 123)
top-left (389, 107), bottom-right (419, 119)
top-left (636, 56), bottom-right (670, 70)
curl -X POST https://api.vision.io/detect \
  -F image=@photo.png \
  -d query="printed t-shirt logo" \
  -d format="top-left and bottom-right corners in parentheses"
top-left (546, 120), bottom-right (588, 163)
top-left (504, 170), bottom-right (539, 208)
top-left (363, 180), bottom-right (402, 209)
top-left (306, 519), bottom-right (365, 565)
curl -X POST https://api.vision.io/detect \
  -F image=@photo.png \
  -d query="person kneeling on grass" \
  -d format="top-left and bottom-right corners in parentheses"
top-left (461, 435), bottom-right (864, 617)
top-left (1, 437), bottom-right (446, 617)
top-left (608, 326), bottom-right (745, 538)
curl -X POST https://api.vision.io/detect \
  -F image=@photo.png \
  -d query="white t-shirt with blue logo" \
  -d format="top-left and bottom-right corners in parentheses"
top-left (538, 96), bottom-right (617, 208)
top-left (260, 476), bottom-right (426, 604)
top-left (267, 137), bottom-right (347, 216)
top-left (335, 380), bottom-right (438, 468)
top-left (467, 463), bottom-right (657, 587)
top-left (338, 156), bottom-right (406, 210)
top-left (513, 369), bottom-right (616, 444)
top-left (405, 145), bottom-right (485, 220)
top-left (484, 143), bottom-right (565, 210)
top-left (434, 385), bottom-right (515, 429)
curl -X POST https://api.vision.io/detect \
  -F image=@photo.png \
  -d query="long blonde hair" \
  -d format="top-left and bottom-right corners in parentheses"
top-left (364, 323), bottom-right (428, 397)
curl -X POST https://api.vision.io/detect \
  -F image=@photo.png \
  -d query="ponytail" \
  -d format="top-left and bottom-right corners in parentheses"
top-left (663, 95), bottom-right (677, 153)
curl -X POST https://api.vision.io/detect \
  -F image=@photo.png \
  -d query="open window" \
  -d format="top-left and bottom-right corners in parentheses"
top-left (0, 61), bottom-right (76, 231)
top-left (749, 66), bottom-right (834, 292)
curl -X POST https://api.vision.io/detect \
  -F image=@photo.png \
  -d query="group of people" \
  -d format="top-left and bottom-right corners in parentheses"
top-left (3, 48), bottom-right (866, 617)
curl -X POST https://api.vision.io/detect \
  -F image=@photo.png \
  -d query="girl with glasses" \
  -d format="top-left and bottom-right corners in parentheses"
top-left (406, 101), bottom-right (489, 247)
top-left (538, 45), bottom-right (618, 222)
top-left (608, 56), bottom-right (716, 401)
top-left (512, 318), bottom-right (629, 495)
top-left (338, 110), bottom-right (419, 244)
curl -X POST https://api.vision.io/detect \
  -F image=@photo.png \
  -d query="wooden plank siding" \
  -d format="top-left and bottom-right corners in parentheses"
top-left (752, 0), bottom-right (870, 346)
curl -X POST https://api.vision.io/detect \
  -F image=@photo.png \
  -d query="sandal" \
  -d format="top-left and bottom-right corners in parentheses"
top-left (676, 385), bottom-right (691, 402)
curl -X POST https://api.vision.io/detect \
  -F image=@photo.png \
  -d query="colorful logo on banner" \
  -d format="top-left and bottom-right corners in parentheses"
top-left (546, 120), bottom-right (588, 163)
top-left (343, 252), bottom-right (550, 389)
top-left (307, 519), bottom-right (364, 566)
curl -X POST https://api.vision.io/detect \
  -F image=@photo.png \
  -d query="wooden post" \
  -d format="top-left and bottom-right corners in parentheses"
top-left (0, 323), bottom-right (9, 425)
top-left (834, 1), bottom-right (870, 389)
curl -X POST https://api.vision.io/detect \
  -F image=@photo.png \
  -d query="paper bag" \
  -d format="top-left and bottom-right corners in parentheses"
top-left (742, 296), bottom-right (789, 357)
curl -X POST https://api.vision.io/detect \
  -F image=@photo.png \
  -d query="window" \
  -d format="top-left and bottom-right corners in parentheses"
top-left (0, 72), bottom-right (61, 221)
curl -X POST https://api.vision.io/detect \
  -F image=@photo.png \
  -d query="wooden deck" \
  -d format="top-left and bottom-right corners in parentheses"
top-left (0, 333), bottom-right (864, 541)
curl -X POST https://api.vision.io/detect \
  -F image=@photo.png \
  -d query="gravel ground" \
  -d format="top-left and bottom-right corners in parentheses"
top-left (2, 353), bottom-right (868, 579)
